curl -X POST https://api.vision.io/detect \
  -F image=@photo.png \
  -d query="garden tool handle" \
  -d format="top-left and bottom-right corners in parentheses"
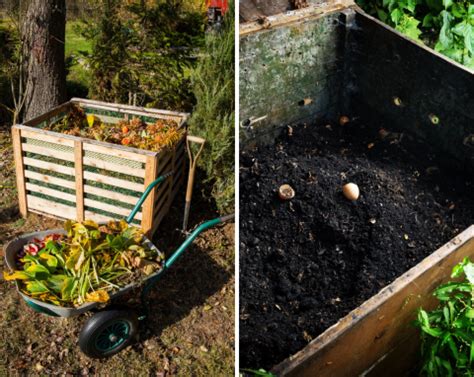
top-left (183, 135), bottom-right (206, 231)
top-left (166, 213), bottom-right (234, 269)
top-left (126, 171), bottom-right (173, 224)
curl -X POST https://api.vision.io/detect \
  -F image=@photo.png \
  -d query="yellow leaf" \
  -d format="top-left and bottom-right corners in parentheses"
top-left (3, 271), bottom-right (31, 281)
top-left (64, 219), bottom-right (73, 236)
top-left (87, 114), bottom-right (98, 128)
top-left (83, 219), bottom-right (99, 229)
top-left (119, 220), bottom-right (129, 231)
top-left (143, 264), bottom-right (156, 275)
top-left (85, 290), bottom-right (110, 303)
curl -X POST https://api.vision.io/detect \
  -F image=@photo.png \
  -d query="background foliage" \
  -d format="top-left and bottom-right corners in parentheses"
top-left (80, 0), bottom-right (204, 111)
top-left (357, 0), bottom-right (474, 70)
top-left (189, 0), bottom-right (235, 213)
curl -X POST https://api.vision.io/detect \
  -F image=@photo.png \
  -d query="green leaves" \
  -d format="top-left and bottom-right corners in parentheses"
top-left (396, 15), bottom-right (423, 41)
top-left (5, 220), bottom-right (162, 307)
top-left (443, 0), bottom-right (453, 9)
top-left (357, 0), bottom-right (474, 70)
top-left (24, 264), bottom-right (51, 280)
top-left (415, 258), bottom-right (474, 376)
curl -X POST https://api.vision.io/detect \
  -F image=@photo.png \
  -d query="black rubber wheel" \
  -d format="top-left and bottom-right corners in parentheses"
top-left (79, 309), bottom-right (139, 358)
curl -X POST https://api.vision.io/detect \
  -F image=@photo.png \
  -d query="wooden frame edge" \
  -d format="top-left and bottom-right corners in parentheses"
top-left (239, 0), bottom-right (355, 36)
top-left (12, 127), bottom-right (27, 217)
top-left (141, 155), bottom-right (160, 236)
top-left (273, 225), bottom-right (474, 376)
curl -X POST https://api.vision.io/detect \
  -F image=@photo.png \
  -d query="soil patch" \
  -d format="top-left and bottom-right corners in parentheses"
top-left (239, 120), bottom-right (474, 369)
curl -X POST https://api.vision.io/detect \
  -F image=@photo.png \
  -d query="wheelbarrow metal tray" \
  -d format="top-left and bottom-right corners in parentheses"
top-left (4, 228), bottom-right (164, 318)
top-left (12, 98), bottom-right (189, 237)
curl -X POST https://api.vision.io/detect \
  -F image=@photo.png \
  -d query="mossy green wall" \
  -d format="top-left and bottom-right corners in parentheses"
top-left (239, 12), bottom-right (344, 144)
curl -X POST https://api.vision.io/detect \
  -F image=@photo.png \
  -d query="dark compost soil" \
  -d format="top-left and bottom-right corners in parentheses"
top-left (239, 120), bottom-right (474, 369)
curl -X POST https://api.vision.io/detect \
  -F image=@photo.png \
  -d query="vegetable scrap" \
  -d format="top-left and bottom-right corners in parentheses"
top-left (4, 219), bottom-right (163, 307)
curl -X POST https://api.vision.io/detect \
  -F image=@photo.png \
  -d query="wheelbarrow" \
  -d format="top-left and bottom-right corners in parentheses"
top-left (4, 172), bottom-right (234, 358)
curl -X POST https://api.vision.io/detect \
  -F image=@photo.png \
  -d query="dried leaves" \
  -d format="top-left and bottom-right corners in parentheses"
top-left (46, 105), bottom-right (183, 152)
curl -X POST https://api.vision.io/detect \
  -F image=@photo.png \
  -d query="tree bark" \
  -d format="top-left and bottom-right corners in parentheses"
top-left (22, 0), bottom-right (66, 121)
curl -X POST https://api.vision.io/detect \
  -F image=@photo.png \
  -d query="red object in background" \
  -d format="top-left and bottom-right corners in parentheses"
top-left (207, 0), bottom-right (228, 14)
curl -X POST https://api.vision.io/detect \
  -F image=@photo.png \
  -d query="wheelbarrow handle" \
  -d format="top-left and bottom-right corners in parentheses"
top-left (126, 171), bottom-right (173, 224)
top-left (165, 213), bottom-right (235, 269)
top-left (139, 213), bottom-right (234, 312)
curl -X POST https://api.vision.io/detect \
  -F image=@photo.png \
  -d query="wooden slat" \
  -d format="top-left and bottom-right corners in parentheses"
top-left (71, 97), bottom-right (190, 124)
top-left (12, 127), bottom-right (27, 217)
top-left (23, 102), bottom-right (70, 127)
top-left (27, 195), bottom-right (76, 219)
top-left (23, 157), bottom-right (75, 176)
top-left (172, 169), bottom-right (184, 189)
top-left (84, 198), bottom-right (142, 220)
top-left (151, 173), bottom-right (183, 236)
top-left (25, 183), bottom-right (76, 203)
top-left (156, 151), bottom-right (172, 173)
top-left (152, 180), bottom-right (171, 218)
top-left (91, 115), bottom-right (123, 125)
top-left (84, 185), bottom-right (139, 206)
top-left (16, 124), bottom-right (157, 158)
top-left (84, 210), bottom-right (119, 223)
top-left (20, 129), bottom-right (75, 147)
top-left (24, 170), bottom-right (76, 190)
top-left (22, 143), bottom-right (74, 162)
top-left (75, 141), bottom-right (85, 221)
top-left (174, 154), bottom-right (185, 176)
top-left (83, 141), bottom-right (148, 163)
top-left (151, 150), bottom-right (186, 234)
top-left (83, 157), bottom-right (145, 178)
top-left (157, 156), bottom-right (173, 177)
top-left (273, 227), bottom-right (474, 377)
top-left (141, 155), bottom-right (159, 236)
top-left (83, 171), bottom-right (143, 192)
top-left (165, 143), bottom-right (178, 213)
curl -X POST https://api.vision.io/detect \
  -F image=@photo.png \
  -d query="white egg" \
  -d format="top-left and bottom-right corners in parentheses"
top-left (343, 183), bottom-right (359, 201)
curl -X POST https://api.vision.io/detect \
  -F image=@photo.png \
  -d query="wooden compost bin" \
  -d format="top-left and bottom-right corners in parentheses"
top-left (240, 2), bottom-right (474, 375)
top-left (13, 98), bottom-right (189, 236)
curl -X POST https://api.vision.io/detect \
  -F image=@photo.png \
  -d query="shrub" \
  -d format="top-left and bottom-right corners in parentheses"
top-left (189, 1), bottom-right (235, 213)
top-left (81, 0), bottom-right (204, 111)
top-left (416, 257), bottom-right (474, 376)
top-left (357, 0), bottom-right (474, 70)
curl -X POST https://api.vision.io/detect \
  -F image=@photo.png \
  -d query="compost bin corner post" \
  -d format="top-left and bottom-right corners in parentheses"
top-left (12, 126), bottom-right (28, 217)
top-left (142, 154), bottom-right (160, 237)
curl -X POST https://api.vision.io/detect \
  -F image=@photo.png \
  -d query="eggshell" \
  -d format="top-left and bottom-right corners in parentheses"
top-left (339, 115), bottom-right (350, 126)
top-left (342, 183), bottom-right (359, 201)
top-left (278, 184), bottom-right (295, 200)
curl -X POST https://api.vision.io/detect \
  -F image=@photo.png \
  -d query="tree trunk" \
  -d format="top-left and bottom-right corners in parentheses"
top-left (22, 0), bottom-right (66, 121)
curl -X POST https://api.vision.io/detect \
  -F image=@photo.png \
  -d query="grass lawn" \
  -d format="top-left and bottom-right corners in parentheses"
top-left (65, 21), bottom-right (92, 56)
top-left (65, 21), bottom-right (92, 98)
